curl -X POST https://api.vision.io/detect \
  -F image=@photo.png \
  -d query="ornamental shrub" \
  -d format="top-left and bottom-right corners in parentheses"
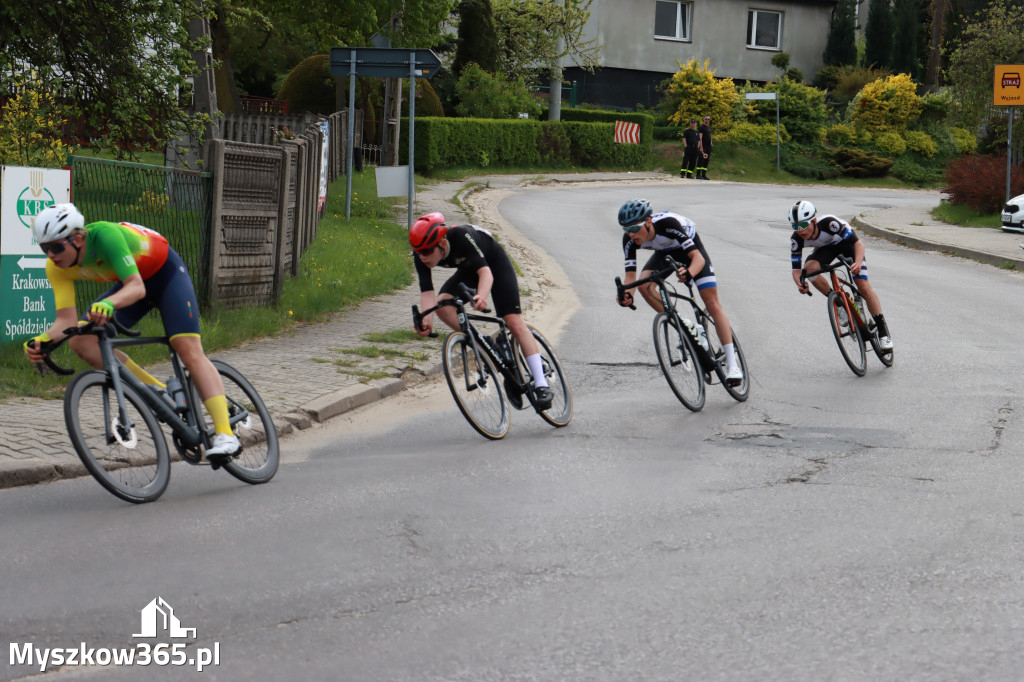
top-left (848, 73), bottom-right (922, 133)
top-left (829, 147), bottom-right (893, 177)
top-left (782, 152), bottom-right (841, 180)
top-left (741, 79), bottom-right (826, 144)
top-left (720, 121), bottom-right (791, 145)
top-left (950, 128), bottom-right (977, 155)
top-left (0, 69), bottom-right (77, 168)
top-left (825, 123), bottom-right (858, 146)
top-left (891, 156), bottom-right (940, 186)
top-left (277, 55), bottom-right (335, 115)
top-left (874, 130), bottom-right (907, 156)
top-left (942, 153), bottom-right (1024, 213)
top-left (904, 130), bottom-right (937, 158)
top-left (454, 63), bottom-right (541, 119)
top-left (658, 59), bottom-right (739, 135)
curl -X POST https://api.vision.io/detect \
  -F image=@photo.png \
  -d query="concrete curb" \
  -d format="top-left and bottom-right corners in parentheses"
top-left (853, 217), bottom-right (1024, 271)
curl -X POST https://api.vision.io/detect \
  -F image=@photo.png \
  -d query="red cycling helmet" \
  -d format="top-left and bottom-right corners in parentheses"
top-left (409, 212), bottom-right (447, 250)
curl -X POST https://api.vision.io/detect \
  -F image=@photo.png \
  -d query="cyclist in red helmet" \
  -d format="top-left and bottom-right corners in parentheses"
top-left (410, 212), bottom-right (554, 410)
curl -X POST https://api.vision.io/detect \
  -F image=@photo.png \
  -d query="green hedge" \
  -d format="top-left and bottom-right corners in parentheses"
top-left (399, 115), bottom-right (653, 173)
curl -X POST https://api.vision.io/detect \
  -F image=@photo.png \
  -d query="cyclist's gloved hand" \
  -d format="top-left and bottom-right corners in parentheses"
top-left (676, 268), bottom-right (691, 283)
top-left (24, 332), bottom-right (51, 364)
top-left (617, 291), bottom-right (634, 308)
top-left (89, 298), bottom-right (115, 322)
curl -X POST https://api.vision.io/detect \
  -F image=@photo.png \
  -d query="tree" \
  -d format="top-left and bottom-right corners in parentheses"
top-left (890, 0), bottom-right (921, 79)
top-left (864, 0), bottom-right (895, 70)
top-left (491, 0), bottom-right (601, 84)
top-left (452, 0), bottom-right (499, 76)
top-left (945, 2), bottom-right (1024, 131)
top-left (822, 0), bottom-right (858, 67)
top-left (0, 0), bottom-right (212, 157)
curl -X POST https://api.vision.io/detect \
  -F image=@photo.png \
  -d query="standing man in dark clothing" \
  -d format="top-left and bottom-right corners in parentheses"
top-left (696, 115), bottom-right (713, 179)
top-left (680, 119), bottom-right (699, 179)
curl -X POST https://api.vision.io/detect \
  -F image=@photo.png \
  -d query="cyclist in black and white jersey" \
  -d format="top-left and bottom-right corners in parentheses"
top-left (615, 198), bottom-right (743, 384)
top-left (789, 199), bottom-right (893, 351)
top-left (410, 211), bottom-right (553, 409)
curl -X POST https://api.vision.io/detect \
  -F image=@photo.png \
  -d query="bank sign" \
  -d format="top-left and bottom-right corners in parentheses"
top-left (0, 166), bottom-right (71, 344)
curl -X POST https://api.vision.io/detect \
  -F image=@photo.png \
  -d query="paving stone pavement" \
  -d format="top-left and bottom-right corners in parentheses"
top-left (4, 173), bottom-right (1021, 489)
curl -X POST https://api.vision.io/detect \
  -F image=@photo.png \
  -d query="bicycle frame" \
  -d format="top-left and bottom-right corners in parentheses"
top-left (615, 260), bottom-right (716, 372)
top-left (802, 256), bottom-right (869, 335)
top-left (413, 290), bottom-right (532, 397)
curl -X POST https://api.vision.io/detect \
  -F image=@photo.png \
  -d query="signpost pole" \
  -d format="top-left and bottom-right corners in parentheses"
top-left (1007, 106), bottom-right (1015, 204)
top-left (346, 50), bottom-right (357, 219)
top-left (408, 51), bottom-right (416, 230)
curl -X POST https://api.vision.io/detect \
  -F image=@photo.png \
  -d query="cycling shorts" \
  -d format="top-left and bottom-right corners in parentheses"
top-left (807, 241), bottom-right (868, 280)
top-left (87, 247), bottom-right (202, 339)
top-left (439, 243), bottom-right (522, 317)
top-left (642, 246), bottom-right (717, 290)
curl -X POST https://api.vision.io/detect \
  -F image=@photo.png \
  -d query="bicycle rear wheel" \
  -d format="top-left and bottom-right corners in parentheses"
top-left (704, 319), bottom-right (750, 402)
top-left (653, 312), bottom-right (705, 411)
top-left (64, 370), bottom-right (170, 504)
top-left (828, 291), bottom-right (866, 376)
top-left (512, 326), bottom-right (573, 427)
top-left (190, 361), bottom-right (280, 485)
top-left (442, 332), bottom-right (511, 440)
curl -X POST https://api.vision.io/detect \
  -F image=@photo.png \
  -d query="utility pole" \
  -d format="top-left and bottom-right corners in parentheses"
top-left (548, 0), bottom-right (564, 121)
top-left (391, 6), bottom-right (405, 166)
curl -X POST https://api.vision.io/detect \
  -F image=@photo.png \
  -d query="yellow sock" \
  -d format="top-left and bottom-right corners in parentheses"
top-left (203, 395), bottom-right (233, 435)
top-left (123, 357), bottom-right (164, 387)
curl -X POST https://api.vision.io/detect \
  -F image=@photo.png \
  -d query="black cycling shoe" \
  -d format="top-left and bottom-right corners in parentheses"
top-left (533, 386), bottom-right (554, 411)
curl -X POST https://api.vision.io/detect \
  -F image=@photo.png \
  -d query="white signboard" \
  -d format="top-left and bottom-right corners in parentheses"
top-left (1, 166), bottom-right (72, 344)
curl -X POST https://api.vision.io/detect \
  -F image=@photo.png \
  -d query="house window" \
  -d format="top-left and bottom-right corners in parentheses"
top-left (655, 1), bottom-right (692, 41)
top-left (746, 9), bottom-right (782, 49)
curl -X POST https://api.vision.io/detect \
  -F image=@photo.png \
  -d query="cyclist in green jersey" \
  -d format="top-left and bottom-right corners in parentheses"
top-left (23, 203), bottom-right (242, 459)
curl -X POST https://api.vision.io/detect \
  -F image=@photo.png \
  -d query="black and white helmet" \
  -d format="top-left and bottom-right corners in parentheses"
top-left (32, 203), bottom-right (85, 243)
top-left (788, 200), bottom-right (816, 225)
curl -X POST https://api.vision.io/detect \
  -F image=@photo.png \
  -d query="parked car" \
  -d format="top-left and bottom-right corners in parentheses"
top-left (1003, 194), bottom-right (1024, 232)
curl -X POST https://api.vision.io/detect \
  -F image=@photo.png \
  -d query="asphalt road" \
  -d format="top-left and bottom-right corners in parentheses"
top-left (3, 182), bottom-right (1023, 681)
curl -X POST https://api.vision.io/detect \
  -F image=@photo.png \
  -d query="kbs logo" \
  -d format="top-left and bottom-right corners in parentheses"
top-left (1003, 73), bottom-right (1021, 88)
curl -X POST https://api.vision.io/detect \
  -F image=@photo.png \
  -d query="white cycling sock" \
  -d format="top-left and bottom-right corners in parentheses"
top-left (723, 343), bottom-right (738, 371)
top-left (525, 353), bottom-right (549, 388)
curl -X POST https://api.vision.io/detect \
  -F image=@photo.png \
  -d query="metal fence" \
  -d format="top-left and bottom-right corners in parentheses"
top-left (67, 156), bottom-right (214, 309)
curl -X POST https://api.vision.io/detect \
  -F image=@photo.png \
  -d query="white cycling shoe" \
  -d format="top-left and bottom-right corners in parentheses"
top-left (725, 364), bottom-right (743, 385)
top-left (206, 433), bottom-right (241, 459)
top-left (877, 336), bottom-right (894, 351)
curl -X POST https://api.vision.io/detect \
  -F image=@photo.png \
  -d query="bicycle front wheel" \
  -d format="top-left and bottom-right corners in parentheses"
top-left (190, 361), bottom-right (280, 485)
top-left (442, 332), bottom-right (511, 440)
top-left (512, 326), bottom-right (573, 427)
top-left (828, 291), bottom-right (866, 376)
top-left (653, 313), bottom-right (705, 412)
top-left (65, 370), bottom-right (170, 504)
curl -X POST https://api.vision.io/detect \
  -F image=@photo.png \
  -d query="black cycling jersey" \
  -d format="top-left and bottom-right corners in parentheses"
top-left (415, 224), bottom-right (523, 316)
top-left (790, 214), bottom-right (859, 270)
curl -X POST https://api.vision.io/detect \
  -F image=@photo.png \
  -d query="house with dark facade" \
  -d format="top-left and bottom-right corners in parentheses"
top-left (562, 0), bottom-right (839, 110)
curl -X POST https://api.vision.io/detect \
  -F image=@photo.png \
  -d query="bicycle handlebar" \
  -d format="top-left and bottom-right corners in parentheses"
top-left (614, 255), bottom-right (690, 310)
top-left (411, 284), bottom-right (491, 336)
top-left (29, 318), bottom-right (140, 376)
top-left (799, 255), bottom-right (856, 296)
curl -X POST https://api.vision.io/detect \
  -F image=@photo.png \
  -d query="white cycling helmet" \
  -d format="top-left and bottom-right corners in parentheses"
top-left (789, 200), bottom-right (816, 225)
top-left (32, 203), bottom-right (85, 244)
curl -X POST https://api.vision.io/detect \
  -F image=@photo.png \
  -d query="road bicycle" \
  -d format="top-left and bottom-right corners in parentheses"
top-left (412, 284), bottom-right (573, 440)
top-left (32, 319), bottom-right (279, 503)
top-left (615, 256), bottom-right (749, 412)
top-left (800, 254), bottom-right (894, 376)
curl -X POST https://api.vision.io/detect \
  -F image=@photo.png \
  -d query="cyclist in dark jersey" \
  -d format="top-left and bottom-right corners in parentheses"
top-left (24, 203), bottom-right (242, 458)
top-left (615, 198), bottom-right (743, 384)
top-left (410, 212), bottom-right (553, 410)
top-left (789, 199), bottom-right (893, 351)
